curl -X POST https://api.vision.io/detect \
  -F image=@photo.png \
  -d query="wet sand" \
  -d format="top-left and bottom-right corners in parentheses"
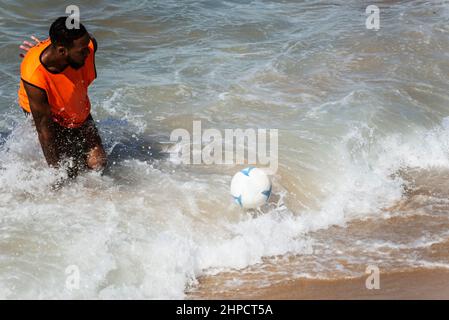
top-left (188, 269), bottom-right (449, 300)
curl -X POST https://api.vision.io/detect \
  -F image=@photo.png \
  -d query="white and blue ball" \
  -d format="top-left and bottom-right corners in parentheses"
top-left (230, 167), bottom-right (272, 209)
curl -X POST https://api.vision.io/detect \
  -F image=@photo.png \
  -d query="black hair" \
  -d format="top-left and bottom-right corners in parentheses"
top-left (49, 16), bottom-right (87, 48)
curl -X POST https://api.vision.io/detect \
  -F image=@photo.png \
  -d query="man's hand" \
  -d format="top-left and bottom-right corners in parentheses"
top-left (19, 36), bottom-right (41, 58)
top-left (22, 81), bottom-right (60, 167)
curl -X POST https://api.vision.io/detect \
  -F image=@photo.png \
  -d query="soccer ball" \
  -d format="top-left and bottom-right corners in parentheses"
top-left (230, 167), bottom-right (272, 209)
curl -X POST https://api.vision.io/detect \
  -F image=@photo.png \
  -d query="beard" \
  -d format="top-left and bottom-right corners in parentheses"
top-left (67, 55), bottom-right (85, 70)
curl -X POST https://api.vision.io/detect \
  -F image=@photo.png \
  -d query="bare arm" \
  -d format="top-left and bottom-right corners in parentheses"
top-left (22, 82), bottom-right (60, 167)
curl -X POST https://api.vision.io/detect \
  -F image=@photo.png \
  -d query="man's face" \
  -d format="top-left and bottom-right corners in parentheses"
top-left (66, 34), bottom-right (91, 70)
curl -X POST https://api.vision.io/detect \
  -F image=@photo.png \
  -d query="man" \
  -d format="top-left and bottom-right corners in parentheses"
top-left (18, 17), bottom-right (107, 180)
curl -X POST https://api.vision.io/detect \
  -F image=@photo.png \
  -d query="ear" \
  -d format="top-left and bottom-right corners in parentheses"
top-left (56, 45), bottom-right (68, 56)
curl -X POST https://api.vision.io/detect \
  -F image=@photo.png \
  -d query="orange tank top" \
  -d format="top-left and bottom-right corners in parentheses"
top-left (18, 38), bottom-right (97, 128)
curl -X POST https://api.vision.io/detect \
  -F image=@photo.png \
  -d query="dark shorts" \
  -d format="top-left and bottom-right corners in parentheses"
top-left (24, 111), bottom-right (103, 168)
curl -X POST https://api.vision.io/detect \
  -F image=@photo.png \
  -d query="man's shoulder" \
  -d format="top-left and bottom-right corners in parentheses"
top-left (21, 39), bottom-right (50, 83)
top-left (90, 36), bottom-right (97, 53)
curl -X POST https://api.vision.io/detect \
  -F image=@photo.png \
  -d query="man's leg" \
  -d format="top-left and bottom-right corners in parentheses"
top-left (24, 109), bottom-right (80, 181)
top-left (25, 110), bottom-right (106, 177)
top-left (53, 123), bottom-right (86, 178)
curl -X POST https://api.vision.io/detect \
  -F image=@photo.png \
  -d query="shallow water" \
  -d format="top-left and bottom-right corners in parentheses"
top-left (1, 0), bottom-right (449, 299)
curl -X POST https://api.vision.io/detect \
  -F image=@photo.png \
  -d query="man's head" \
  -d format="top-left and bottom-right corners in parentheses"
top-left (49, 17), bottom-right (90, 70)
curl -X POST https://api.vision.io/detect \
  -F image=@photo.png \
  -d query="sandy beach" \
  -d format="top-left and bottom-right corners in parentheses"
top-left (189, 268), bottom-right (449, 300)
